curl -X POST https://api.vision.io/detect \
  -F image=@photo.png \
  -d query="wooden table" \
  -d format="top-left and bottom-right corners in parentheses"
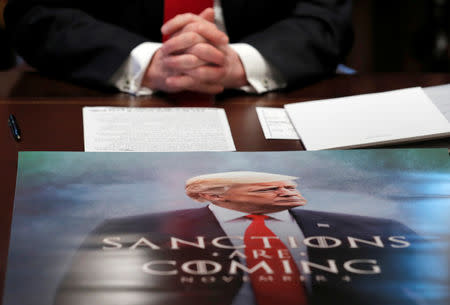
top-left (1, 67), bottom-right (450, 303)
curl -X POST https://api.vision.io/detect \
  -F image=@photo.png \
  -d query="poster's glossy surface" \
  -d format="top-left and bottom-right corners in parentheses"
top-left (4, 149), bottom-right (449, 305)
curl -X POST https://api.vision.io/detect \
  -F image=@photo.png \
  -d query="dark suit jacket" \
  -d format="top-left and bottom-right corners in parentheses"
top-left (54, 207), bottom-right (423, 305)
top-left (5, 0), bottom-right (353, 90)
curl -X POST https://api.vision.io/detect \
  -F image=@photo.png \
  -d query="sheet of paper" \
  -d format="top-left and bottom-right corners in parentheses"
top-left (284, 87), bottom-right (450, 150)
top-left (83, 107), bottom-right (236, 152)
top-left (256, 85), bottom-right (450, 142)
top-left (424, 83), bottom-right (450, 121)
top-left (256, 107), bottom-right (300, 140)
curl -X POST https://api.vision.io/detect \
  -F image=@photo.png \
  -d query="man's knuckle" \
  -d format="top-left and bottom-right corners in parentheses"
top-left (198, 67), bottom-right (209, 79)
top-left (197, 43), bottom-right (210, 52)
top-left (185, 23), bottom-right (195, 32)
top-left (196, 23), bottom-right (205, 33)
top-left (189, 44), bottom-right (201, 55)
top-left (192, 43), bottom-right (209, 57)
top-left (184, 55), bottom-right (196, 66)
top-left (188, 32), bottom-right (200, 42)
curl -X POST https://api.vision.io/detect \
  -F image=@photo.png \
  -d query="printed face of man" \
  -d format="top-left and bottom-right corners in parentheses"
top-left (210, 180), bottom-right (307, 214)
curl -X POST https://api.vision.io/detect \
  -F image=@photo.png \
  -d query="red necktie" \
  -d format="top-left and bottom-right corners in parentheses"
top-left (244, 215), bottom-right (308, 305)
top-left (163, 0), bottom-right (214, 41)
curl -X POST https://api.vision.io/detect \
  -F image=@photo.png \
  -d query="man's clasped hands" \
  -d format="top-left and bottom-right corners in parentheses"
top-left (142, 8), bottom-right (248, 93)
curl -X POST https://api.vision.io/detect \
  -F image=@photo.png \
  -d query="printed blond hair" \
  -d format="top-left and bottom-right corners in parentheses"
top-left (185, 171), bottom-right (298, 202)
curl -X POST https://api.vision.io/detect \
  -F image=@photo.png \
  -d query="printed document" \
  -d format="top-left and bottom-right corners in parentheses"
top-left (256, 107), bottom-right (300, 139)
top-left (83, 107), bottom-right (236, 152)
top-left (284, 87), bottom-right (450, 150)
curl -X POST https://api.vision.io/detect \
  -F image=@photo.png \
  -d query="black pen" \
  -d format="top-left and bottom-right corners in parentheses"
top-left (8, 114), bottom-right (22, 142)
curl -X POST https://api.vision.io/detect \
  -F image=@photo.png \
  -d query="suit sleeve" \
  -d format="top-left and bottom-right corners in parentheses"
top-left (226, 0), bottom-right (354, 88)
top-left (4, 0), bottom-right (159, 88)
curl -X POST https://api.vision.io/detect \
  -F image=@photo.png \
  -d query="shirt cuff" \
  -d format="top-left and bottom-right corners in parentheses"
top-left (229, 43), bottom-right (286, 94)
top-left (110, 42), bottom-right (162, 96)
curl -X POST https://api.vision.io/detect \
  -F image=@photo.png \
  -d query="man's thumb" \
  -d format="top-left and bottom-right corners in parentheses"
top-left (199, 7), bottom-right (215, 23)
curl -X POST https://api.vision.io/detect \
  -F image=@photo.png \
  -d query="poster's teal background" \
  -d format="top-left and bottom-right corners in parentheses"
top-left (4, 149), bottom-right (450, 305)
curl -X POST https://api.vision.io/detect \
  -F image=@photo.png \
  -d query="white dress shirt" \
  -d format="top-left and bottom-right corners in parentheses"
top-left (208, 204), bottom-right (311, 305)
top-left (110, 0), bottom-right (286, 96)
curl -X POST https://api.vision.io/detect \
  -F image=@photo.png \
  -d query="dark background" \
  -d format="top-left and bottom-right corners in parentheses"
top-left (1, 0), bottom-right (449, 72)
top-left (348, 0), bottom-right (450, 73)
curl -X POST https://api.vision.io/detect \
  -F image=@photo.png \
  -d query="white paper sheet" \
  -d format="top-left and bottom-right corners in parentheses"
top-left (256, 107), bottom-right (300, 139)
top-left (256, 85), bottom-right (450, 141)
top-left (83, 107), bottom-right (236, 152)
top-left (284, 87), bottom-right (450, 150)
top-left (424, 83), bottom-right (450, 121)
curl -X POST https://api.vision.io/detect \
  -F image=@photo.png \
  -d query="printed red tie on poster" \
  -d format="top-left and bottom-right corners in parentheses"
top-left (4, 149), bottom-right (449, 305)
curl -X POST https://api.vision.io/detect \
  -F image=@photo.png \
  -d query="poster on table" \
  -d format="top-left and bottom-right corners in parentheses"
top-left (4, 149), bottom-right (449, 305)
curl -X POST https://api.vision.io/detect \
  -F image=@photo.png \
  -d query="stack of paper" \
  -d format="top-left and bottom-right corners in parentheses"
top-left (83, 107), bottom-right (236, 152)
top-left (258, 87), bottom-right (450, 150)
